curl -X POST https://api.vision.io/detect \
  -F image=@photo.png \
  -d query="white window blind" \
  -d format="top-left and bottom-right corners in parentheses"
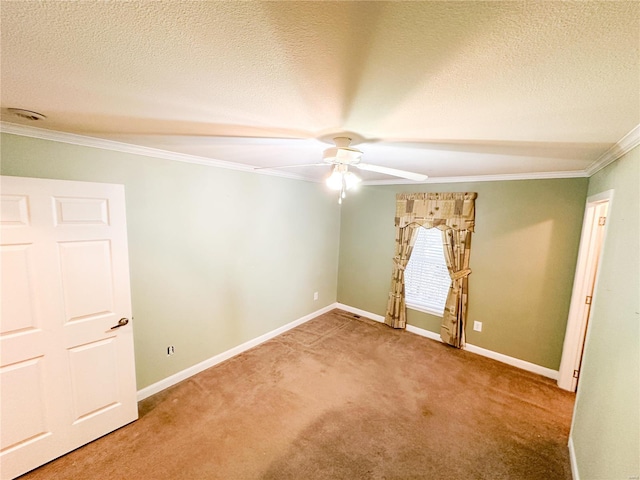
top-left (404, 227), bottom-right (451, 316)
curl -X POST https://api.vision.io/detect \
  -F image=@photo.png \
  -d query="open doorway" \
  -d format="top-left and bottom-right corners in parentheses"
top-left (558, 190), bottom-right (613, 392)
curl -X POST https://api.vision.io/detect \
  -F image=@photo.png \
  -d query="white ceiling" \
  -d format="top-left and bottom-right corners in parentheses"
top-left (1, 1), bottom-right (639, 183)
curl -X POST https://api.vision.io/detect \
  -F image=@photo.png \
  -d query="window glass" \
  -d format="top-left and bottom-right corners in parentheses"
top-left (405, 227), bottom-right (450, 316)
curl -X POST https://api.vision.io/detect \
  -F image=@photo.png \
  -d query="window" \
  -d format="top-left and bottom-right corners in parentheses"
top-left (404, 227), bottom-right (451, 316)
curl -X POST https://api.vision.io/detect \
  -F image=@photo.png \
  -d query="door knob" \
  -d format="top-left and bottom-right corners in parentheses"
top-left (110, 318), bottom-right (129, 330)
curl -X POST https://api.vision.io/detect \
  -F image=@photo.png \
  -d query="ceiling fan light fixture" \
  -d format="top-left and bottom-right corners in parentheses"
top-left (342, 170), bottom-right (361, 190)
top-left (326, 164), bottom-right (361, 190)
top-left (325, 167), bottom-right (343, 190)
top-left (325, 164), bottom-right (361, 204)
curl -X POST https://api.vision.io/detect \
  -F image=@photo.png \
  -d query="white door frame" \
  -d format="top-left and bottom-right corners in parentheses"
top-left (558, 189), bottom-right (613, 391)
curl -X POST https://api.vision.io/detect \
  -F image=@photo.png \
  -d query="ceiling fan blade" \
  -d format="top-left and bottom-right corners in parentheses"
top-left (355, 163), bottom-right (428, 181)
top-left (254, 163), bottom-right (328, 171)
top-left (367, 138), bottom-right (609, 161)
top-left (105, 134), bottom-right (320, 147)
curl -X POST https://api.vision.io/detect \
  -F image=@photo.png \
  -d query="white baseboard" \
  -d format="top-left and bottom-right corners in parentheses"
top-left (137, 303), bottom-right (338, 401)
top-left (405, 324), bottom-right (442, 341)
top-left (568, 436), bottom-right (579, 480)
top-left (337, 304), bottom-right (559, 380)
top-left (464, 342), bottom-right (559, 380)
top-left (336, 303), bottom-right (385, 323)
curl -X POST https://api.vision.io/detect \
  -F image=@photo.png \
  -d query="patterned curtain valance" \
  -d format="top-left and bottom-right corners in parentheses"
top-left (394, 192), bottom-right (477, 231)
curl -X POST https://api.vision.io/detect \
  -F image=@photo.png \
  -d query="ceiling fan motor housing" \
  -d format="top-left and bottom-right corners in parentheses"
top-left (323, 137), bottom-right (363, 164)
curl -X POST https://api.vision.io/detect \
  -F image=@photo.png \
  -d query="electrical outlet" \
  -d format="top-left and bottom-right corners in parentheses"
top-left (313, 292), bottom-right (319, 301)
top-left (167, 346), bottom-right (175, 356)
top-left (473, 321), bottom-right (482, 332)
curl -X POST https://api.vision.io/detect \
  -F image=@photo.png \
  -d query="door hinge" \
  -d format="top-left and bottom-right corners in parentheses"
top-left (598, 216), bottom-right (606, 226)
top-left (585, 295), bottom-right (592, 305)
top-left (573, 369), bottom-right (580, 379)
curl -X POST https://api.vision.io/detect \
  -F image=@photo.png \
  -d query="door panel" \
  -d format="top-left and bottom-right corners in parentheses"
top-left (0, 176), bottom-right (137, 480)
top-left (1, 244), bottom-right (37, 334)
top-left (68, 337), bottom-right (120, 422)
top-left (53, 196), bottom-right (110, 226)
top-left (0, 194), bottom-right (30, 226)
top-left (59, 240), bottom-right (115, 322)
top-left (0, 358), bottom-right (49, 452)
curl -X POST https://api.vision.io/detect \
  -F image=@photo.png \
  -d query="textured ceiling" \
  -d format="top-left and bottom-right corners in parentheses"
top-left (1, 1), bottom-right (639, 182)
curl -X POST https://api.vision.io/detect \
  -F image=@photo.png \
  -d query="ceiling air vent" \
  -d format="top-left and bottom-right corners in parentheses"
top-left (7, 108), bottom-right (46, 121)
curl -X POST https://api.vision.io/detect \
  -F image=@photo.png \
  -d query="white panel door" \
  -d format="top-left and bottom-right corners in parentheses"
top-left (0, 176), bottom-right (137, 479)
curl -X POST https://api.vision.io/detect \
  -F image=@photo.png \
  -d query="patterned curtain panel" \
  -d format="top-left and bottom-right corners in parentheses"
top-left (441, 229), bottom-right (472, 348)
top-left (384, 224), bottom-right (420, 329)
top-left (385, 192), bottom-right (477, 348)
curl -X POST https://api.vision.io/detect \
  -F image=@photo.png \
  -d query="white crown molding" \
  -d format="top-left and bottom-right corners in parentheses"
top-left (585, 124), bottom-right (640, 176)
top-left (0, 122), bottom-right (319, 183)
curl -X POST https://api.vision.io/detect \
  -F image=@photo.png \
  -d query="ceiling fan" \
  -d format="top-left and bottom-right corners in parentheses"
top-left (256, 135), bottom-right (428, 204)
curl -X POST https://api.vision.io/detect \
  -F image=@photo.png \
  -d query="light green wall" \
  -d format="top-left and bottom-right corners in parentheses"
top-left (0, 133), bottom-right (341, 389)
top-left (571, 147), bottom-right (639, 479)
top-left (338, 178), bottom-right (589, 370)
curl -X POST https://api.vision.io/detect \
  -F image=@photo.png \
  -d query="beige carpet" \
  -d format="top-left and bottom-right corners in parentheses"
top-left (19, 309), bottom-right (575, 479)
